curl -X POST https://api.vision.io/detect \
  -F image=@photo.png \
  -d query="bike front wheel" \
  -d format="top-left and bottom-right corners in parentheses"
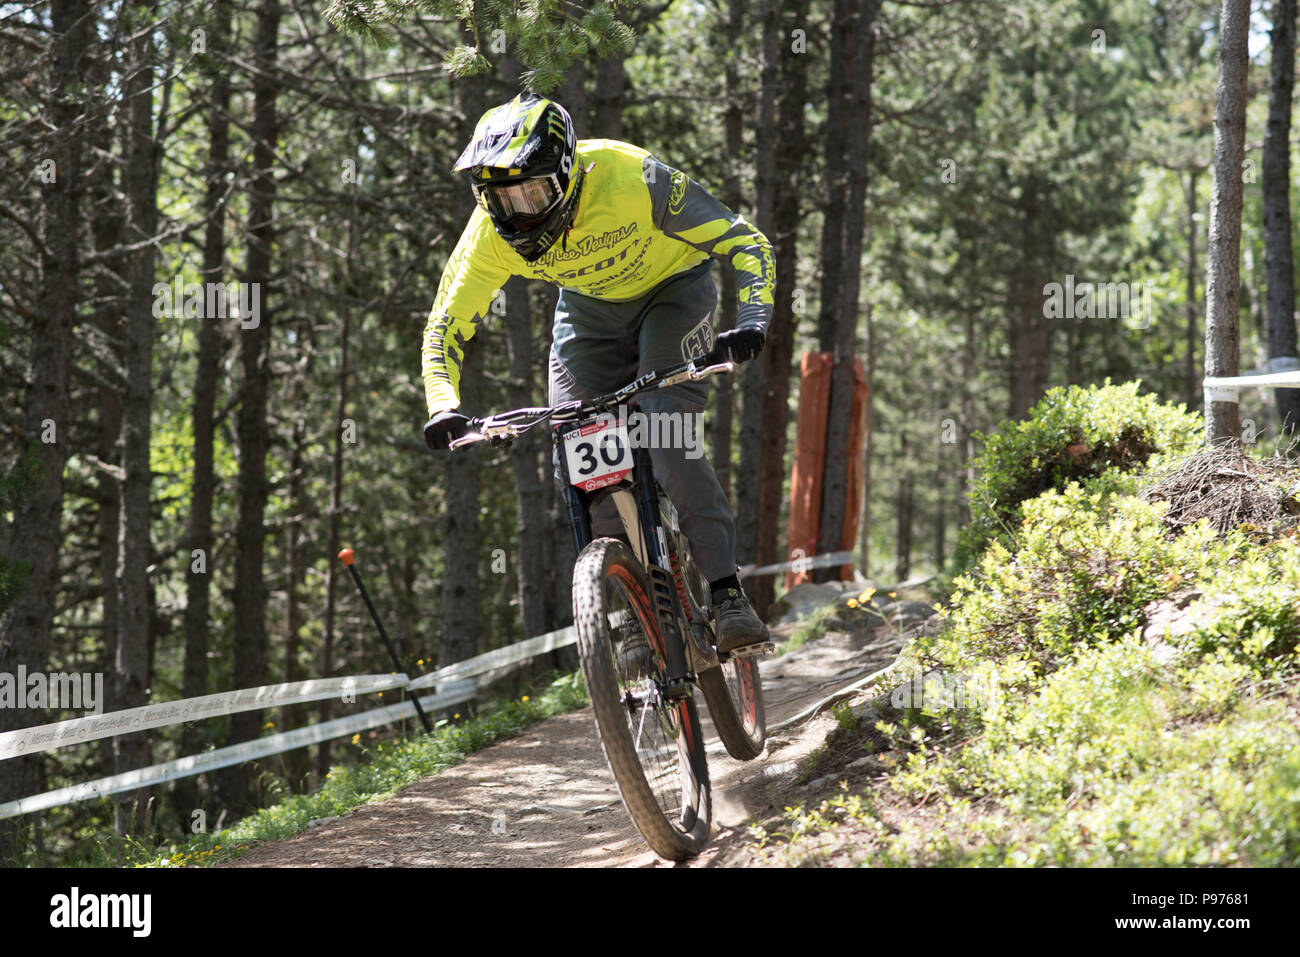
top-left (573, 538), bottom-right (711, 861)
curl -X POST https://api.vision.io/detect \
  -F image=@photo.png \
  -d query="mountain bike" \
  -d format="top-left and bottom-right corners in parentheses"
top-left (450, 354), bottom-right (771, 860)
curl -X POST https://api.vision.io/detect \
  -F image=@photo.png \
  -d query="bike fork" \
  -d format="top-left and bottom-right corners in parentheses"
top-left (631, 447), bottom-right (694, 698)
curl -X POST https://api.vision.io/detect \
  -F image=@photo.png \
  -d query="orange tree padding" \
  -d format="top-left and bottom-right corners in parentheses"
top-left (785, 353), bottom-right (869, 590)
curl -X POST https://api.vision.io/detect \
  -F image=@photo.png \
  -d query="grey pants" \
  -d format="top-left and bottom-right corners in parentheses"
top-left (548, 260), bottom-right (737, 582)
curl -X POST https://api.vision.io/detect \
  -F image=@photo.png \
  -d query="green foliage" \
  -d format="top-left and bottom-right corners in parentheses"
top-left (770, 460), bottom-right (1300, 866)
top-left (1176, 542), bottom-right (1300, 675)
top-left (953, 381), bottom-right (1202, 573)
top-left (325, 0), bottom-right (642, 91)
top-left (942, 484), bottom-right (1224, 670)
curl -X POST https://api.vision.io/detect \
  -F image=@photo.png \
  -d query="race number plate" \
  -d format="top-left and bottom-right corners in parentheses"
top-left (563, 412), bottom-right (632, 491)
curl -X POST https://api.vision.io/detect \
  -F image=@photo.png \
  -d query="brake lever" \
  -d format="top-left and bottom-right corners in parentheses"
top-left (447, 418), bottom-right (486, 450)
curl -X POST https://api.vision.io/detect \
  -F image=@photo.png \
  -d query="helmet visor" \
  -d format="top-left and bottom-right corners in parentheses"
top-left (478, 175), bottom-right (562, 225)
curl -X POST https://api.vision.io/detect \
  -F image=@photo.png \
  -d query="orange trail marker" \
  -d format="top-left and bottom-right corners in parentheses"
top-left (338, 547), bottom-right (432, 733)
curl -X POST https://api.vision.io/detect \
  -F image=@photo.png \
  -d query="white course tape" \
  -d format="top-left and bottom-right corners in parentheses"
top-left (0, 674), bottom-right (410, 761)
top-left (0, 686), bottom-right (476, 820)
top-left (1205, 370), bottom-right (1300, 390)
top-left (407, 625), bottom-right (577, 692)
top-left (739, 550), bottom-right (854, 578)
top-left (1204, 384), bottom-right (1239, 405)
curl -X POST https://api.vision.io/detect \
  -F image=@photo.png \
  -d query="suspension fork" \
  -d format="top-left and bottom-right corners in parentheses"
top-left (631, 445), bottom-right (694, 698)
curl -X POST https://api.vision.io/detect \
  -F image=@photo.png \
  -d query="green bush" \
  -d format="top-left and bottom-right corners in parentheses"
top-left (952, 380), bottom-right (1202, 574)
top-left (934, 484), bottom-right (1226, 675)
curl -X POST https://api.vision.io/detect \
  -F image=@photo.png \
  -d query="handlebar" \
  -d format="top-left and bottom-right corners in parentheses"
top-left (447, 356), bottom-right (737, 450)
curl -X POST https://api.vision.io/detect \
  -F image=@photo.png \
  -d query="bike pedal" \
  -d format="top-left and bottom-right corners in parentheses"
top-left (722, 642), bottom-right (775, 662)
top-left (664, 677), bottom-right (694, 700)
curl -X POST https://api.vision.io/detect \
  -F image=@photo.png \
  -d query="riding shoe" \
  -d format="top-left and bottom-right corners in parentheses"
top-left (713, 587), bottom-right (770, 655)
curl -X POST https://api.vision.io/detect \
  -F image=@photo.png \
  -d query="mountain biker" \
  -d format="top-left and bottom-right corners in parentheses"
top-left (421, 92), bottom-right (774, 656)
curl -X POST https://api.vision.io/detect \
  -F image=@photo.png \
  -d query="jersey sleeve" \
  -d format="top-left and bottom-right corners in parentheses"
top-left (421, 211), bottom-right (515, 415)
top-left (644, 156), bottom-right (775, 333)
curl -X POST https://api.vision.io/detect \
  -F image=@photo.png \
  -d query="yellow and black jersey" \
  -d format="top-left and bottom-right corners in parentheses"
top-left (422, 138), bottom-right (775, 415)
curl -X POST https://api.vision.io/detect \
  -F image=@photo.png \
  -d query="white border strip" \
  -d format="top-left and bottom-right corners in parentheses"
top-left (739, 550), bottom-right (854, 578)
top-left (1204, 368), bottom-right (1300, 405)
top-left (0, 687), bottom-right (476, 820)
top-left (406, 625), bottom-right (577, 692)
top-left (0, 674), bottom-right (410, 761)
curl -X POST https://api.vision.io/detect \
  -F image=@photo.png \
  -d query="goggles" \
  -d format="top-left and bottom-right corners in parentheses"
top-left (475, 174), bottom-right (563, 226)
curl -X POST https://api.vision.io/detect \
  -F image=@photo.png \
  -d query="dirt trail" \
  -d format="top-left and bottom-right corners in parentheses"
top-left (227, 612), bottom-right (907, 868)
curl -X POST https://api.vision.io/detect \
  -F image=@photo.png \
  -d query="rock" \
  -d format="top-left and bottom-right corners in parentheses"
top-left (847, 755), bottom-right (883, 772)
top-left (307, 816), bottom-right (339, 829)
top-left (771, 581), bottom-right (863, 624)
top-left (1141, 590), bottom-right (1205, 666)
top-left (879, 600), bottom-right (938, 630)
top-left (759, 760), bottom-right (797, 780)
top-left (520, 804), bottom-right (581, 815)
top-left (804, 774), bottom-right (837, 791)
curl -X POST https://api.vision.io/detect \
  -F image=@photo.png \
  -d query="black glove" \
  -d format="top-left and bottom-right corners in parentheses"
top-left (711, 327), bottom-right (766, 364)
top-left (424, 410), bottom-right (472, 451)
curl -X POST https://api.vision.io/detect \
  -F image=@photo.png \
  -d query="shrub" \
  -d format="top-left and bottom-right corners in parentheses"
top-left (952, 380), bottom-right (1202, 574)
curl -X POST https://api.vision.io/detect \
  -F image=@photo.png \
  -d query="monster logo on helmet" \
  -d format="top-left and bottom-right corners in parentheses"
top-left (454, 93), bottom-right (583, 263)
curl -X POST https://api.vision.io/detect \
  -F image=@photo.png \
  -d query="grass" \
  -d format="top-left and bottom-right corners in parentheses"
top-left (36, 670), bottom-right (589, 868)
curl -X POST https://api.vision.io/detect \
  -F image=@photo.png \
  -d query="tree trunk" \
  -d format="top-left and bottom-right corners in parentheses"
top-left (503, 277), bottom-right (550, 641)
top-left (441, 334), bottom-right (482, 666)
top-left (317, 229), bottom-right (350, 780)
top-left (959, 290), bottom-right (975, 528)
top-left (895, 433), bottom-right (913, 581)
top-left (223, 0), bottom-right (280, 814)
top-left (86, 39), bottom-right (126, 783)
top-left (711, 0), bottom-right (747, 503)
top-left (1186, 168), bottom-right (1200, 411)
top-left (280, 416), bottom-right (310, 787)
top-left (114, 0), bottom-right (162, 835)
top-left (1204, 0), bottom-right (1249, 446)
top-left (815, 0), bottom-right (877, 582)
top-left (816, 0), bottom-right (855, 353)
top-left (1010, 180), bottom-right (1043, 420)
top-left (0, 0), bottom-right (91, 856)
top-left (592, 56), bottom-right (625, 139)
top-left (734, 0), bottom-right (784, 602)
top-left (933, 442), bottom-right (946, 570)
top-left (857, 309), bottom-right (875, 576)
top-left (746, 0), bottom-right (809, 615)
top-left (176, 0), bottom-right (231, 821)
top-left (1264, 0), bottom-right (1300, 434)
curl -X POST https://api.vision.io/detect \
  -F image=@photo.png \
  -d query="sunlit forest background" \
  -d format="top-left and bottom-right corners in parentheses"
top-left (2, 0), bottom-right (1297, 857)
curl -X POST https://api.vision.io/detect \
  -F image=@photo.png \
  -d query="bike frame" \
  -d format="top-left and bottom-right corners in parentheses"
top-left (451, 356), bottom-right (734, 700)
top-left (555, 421), bottom-right (702, 699)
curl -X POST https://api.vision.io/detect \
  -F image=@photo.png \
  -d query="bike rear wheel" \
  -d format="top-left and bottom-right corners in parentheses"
top-left (699, 655), bottom-right (767, 761)
top-left (573, 538), bottom-right (711, 860)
